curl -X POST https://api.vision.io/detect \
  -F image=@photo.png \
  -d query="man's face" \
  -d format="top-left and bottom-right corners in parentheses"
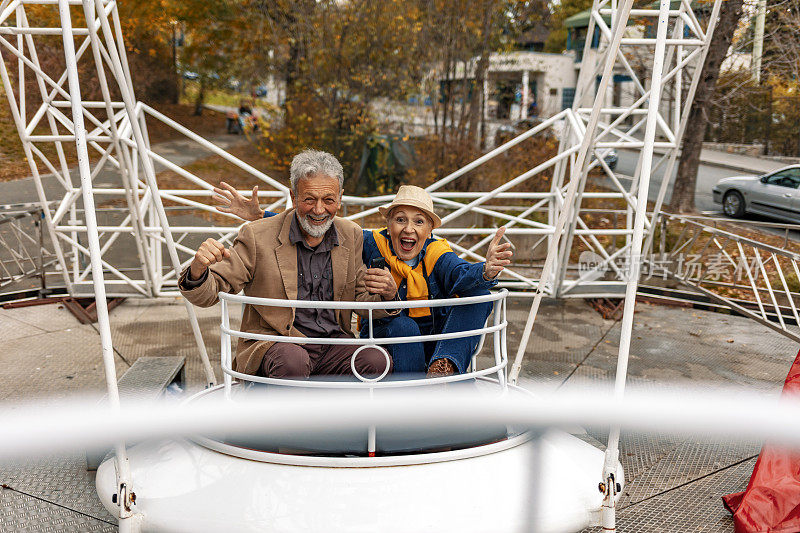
top-left (291, 173), bottom-right (342, 239)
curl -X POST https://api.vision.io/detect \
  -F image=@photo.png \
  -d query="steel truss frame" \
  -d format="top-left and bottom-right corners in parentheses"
top-left (648, 212), bottom-right (800, 343)
top-left (0, 203), bottom-right (58, 292)
top-left (0, 0), bottom-right (721, 530)
top-left (0, 0), bottom-right (720, 304)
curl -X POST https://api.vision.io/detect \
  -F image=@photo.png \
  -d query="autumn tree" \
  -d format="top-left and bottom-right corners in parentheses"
top-left (420, 0), bottom-right (547, 171)
top-left (174, 1), bottom-right (246, 114)
top-left (247, 0), bottom-right (430, 177)
top-left (760, 0), bottom-right (800, 82)
top-left (215, 1), bottom-right (547, 183)
top-left (543, 0), bottom-right (593, 52)
top-left (670, 0), bottom-right (747, 213)
top-left (117, 0), bottom-right (182, 104)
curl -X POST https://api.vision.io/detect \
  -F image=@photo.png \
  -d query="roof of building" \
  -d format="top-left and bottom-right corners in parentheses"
top-left (564, 9), bottom-right (610, 29)
top-left (565, 1), bottom-right (708, 29)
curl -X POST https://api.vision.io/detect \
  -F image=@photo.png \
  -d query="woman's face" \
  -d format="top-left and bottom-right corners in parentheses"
top-left (387, 206), bottom-right (434, 261)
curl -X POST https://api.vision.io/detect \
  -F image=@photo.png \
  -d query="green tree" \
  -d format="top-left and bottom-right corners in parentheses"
top-left (543, 0), bottom-right (593, 53)
top-left (249, 0), bottom-right (430, 177)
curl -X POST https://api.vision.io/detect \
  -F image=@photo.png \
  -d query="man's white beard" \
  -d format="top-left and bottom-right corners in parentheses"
top-left (298, 213), bottom-right (334, 239)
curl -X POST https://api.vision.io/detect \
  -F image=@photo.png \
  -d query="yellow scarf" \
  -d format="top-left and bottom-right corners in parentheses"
top-left (372, 229), bottom-right (452, 317)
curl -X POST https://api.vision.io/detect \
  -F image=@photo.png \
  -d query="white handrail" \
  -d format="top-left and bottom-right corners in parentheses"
top-left (220, 289), bottom-right (503, 310)
top-left (3, 385), bottom-right (800, 463)
top-left (218, 289), bottom-right (509, 390)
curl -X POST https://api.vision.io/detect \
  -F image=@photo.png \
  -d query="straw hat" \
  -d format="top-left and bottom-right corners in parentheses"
top-left (378, 185), bottom-right (442, 229)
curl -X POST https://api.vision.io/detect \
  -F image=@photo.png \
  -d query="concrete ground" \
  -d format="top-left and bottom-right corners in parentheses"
top-left (0, 295), bottom-right (796, 532)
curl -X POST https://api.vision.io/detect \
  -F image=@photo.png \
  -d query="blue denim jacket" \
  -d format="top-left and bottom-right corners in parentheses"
top-left (362, 228), bottom-right (496, 326)
top-left (264, 211), bottom-right (496, 323)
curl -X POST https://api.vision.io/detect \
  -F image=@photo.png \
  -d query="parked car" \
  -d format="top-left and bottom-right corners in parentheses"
top-left (712, 165), bottom-right (800, 222)
top-left (593, 147), bottom-right (618, 170)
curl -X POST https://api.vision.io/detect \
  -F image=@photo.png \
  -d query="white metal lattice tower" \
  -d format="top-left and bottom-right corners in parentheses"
top-left (0, 0), bottom-right (722, 529)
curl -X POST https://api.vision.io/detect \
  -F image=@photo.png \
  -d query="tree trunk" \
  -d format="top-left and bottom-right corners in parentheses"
top-left (284, 38), bottom-right (303, 110)
top-left (670, 0), bottom-right (745, 213)
top-left (468, 54), bottom-right (489, 149)
top-left (193, 77), bottom-right (206, 116)
top-left (468, 3), bottom-right (493, 149)
top-left (171, 23), bottom-right (179, 105)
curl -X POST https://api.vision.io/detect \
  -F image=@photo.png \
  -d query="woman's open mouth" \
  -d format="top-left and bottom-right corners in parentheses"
top-left (399, 238), bottom-right (416, 252)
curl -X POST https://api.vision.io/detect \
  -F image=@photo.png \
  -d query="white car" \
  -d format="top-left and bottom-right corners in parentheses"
top-left (712, 165), bottom-right (800, 222)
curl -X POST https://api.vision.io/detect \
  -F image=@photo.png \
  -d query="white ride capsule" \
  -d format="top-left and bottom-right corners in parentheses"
top-left (96, 290), bottom-right (623, 532)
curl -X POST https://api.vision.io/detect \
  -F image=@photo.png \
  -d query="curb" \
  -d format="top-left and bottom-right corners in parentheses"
top-left (646, 147), bottom-right (776, 175)
top-left (697, 160), bottom-right (764, 174)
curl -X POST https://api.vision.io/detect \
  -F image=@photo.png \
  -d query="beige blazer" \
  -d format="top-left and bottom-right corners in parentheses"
top-left (180, 209), bottom-right (386, 375)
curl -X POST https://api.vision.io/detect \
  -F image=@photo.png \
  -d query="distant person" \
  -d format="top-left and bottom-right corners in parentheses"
top-left (237, 100), bottom-right (257, 133)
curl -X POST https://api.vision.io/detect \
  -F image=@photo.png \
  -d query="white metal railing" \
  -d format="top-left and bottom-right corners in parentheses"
top-left (219, 289), bottom-right (508, 457)
top-left (646, 212), bottom-right (800, 342)
top-left (219, 289), bottom-right (509, 393)
top-left (0, 203), bottom-right (60, 293)
top-left (2, 382), bottom-right (800, 532)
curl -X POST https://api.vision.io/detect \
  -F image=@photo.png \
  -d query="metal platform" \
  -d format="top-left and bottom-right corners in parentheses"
top-left (0, 296), bottom-right (796, 532)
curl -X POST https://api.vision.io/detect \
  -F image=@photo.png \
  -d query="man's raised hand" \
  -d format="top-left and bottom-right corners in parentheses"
top-left (213, 181), bottom-right (262, 222)
top-left (483, 227), bottom-right (513, 280)
top-left (190, 238), bottom-right (231, 279)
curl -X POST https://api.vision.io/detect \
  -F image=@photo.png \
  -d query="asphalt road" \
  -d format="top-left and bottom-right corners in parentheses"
top-left (615, 149), bottom-right (739, 213)
top-left (615, 149), bottom-right (800, 243)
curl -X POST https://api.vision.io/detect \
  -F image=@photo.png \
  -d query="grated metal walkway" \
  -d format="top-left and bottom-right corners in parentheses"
top-left (0, 297), bottom-right (796, 532)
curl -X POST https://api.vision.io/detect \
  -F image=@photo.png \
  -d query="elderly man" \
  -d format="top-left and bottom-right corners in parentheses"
top-left (180, 149), bottom-right (397, 379)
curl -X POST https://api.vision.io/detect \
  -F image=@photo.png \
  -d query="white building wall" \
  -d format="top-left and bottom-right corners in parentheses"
top-left (487, 51), bottom-right (578, 119)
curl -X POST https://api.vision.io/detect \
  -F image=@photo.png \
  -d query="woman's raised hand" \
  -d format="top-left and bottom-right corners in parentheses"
top-left (213, 181), bottom-right (262, 222)
top-left (365, 267), bottom-right (398, 300)
top-left (484, 227), bottom-right (513, 280)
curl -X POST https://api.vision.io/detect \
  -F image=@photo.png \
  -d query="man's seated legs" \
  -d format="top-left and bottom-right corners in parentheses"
top-left (261, 342), bottom-right (313, 378)
top-left (261, 337), bottom-right (392, 379)
top-left (312, 340), bottom-right (392, 378)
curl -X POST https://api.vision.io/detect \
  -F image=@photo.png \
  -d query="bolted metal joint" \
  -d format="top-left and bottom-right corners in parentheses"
top-left (117, 482), bottom-right (136, 512)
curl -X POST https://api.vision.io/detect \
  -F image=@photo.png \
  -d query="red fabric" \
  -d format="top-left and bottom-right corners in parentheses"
top-left (722, 349), bottom-right (800, 533)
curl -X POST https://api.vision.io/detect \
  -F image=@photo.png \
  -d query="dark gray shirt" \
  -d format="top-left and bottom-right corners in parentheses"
top-left (289, 214), bottom-right (342, 338)
top-left (180, 215), bottom-right (343, 338)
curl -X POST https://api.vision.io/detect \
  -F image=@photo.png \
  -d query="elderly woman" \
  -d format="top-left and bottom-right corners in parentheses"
top-left (213, 182), bottom-right (511, 377)
top-left (361, 185), bottom-right (510, 376)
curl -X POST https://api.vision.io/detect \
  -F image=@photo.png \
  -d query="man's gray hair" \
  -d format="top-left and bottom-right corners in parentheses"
top-left (289, 149), bottom-right (344, 193)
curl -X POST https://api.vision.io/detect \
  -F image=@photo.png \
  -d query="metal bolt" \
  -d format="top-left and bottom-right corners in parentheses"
top-left (616, 483), bottom-right (622, 493)
top-left (130, 492), bottom-right (136, 504)
top-left (598, 482), bottom-right (606, 493)
top-left (111, 493), bottom-right (117, 504)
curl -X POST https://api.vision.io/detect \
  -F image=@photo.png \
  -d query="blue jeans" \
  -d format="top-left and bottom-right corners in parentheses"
top-left (361, 289), bottom-right (492, 374)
